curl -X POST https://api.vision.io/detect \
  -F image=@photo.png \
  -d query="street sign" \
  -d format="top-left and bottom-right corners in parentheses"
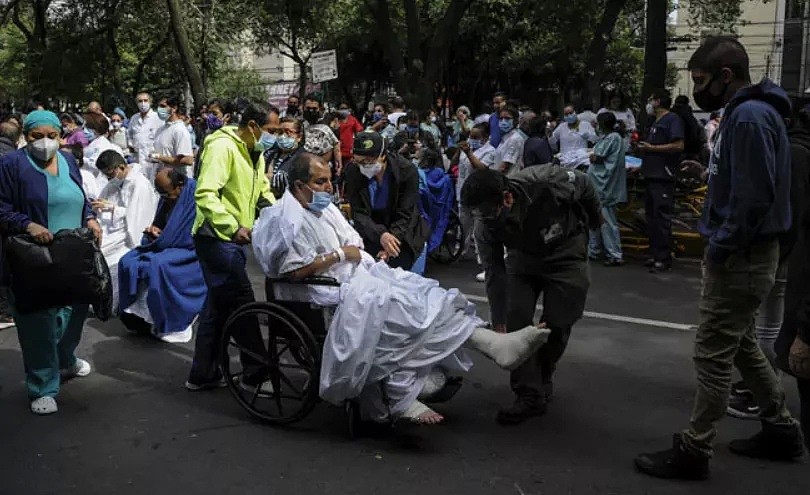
top-left (310, 50), bottom-right (338, 83)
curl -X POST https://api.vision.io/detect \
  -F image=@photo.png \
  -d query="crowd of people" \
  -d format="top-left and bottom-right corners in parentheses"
top-left (0, 35), bottom-right (808, 481)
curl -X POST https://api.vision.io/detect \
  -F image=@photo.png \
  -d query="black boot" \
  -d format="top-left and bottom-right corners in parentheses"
top-left (496, 396), bottom-right (547, 425)
top-left (634, 433), bottom-right (710, 480)
top-left (728, 421), bottom-right (806, 461)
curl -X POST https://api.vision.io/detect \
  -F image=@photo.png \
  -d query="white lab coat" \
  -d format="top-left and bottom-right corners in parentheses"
top-left (252, 192), bottom-right (478, 421)
top-left (97, 168), bottom-right (159, 313)
top-left (83, 136), bottom-right (124, 191)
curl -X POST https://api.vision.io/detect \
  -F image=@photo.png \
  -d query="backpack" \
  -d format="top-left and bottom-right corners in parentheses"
top-left (672, 105), bottom-right (705, 156)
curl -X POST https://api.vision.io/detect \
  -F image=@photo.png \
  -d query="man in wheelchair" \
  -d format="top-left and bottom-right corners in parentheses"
top-left (252, 153), bottom-right (550, 425)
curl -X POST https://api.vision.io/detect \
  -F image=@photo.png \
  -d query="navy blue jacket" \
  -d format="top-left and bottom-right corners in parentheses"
top-left (0, 149), bottom-right (94, 235)
top-left (700, 79), bottom-right (792, 264)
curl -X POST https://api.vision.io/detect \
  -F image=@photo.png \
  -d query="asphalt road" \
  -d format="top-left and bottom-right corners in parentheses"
top-left (0, 257), bottom-right (807, 495)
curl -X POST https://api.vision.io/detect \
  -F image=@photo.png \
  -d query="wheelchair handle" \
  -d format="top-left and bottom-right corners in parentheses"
top-left (266, 276), bottom-right (341, 287)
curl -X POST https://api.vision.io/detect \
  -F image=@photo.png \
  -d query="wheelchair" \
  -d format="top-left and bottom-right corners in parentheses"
top-left (218, 276), bottom-right (339, 426)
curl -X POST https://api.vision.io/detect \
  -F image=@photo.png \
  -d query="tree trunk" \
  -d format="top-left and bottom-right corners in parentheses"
top-left (640, 0), bottom-right (668, 132)
top-left (166, 0), bottom-right (204, 107)
top-left (583, 0), bottom-right (627, 109)
top-left (298, 58), bottom-right (308, 104)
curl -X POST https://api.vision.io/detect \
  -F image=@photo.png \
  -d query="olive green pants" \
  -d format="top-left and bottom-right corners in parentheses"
top-left (683, 240), bottom-right (797, 457)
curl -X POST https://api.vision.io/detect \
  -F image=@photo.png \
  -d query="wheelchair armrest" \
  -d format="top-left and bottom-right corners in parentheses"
top-left (266, 276), bottom-right (341, 287)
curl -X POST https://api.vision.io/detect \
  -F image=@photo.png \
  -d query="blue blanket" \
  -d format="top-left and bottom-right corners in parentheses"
top-left (420, 168), bottom-right (454, 253)
top-left (118, 179), bottom-right (206, 335)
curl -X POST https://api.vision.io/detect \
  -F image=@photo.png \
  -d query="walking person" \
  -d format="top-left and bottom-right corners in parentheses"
top-left (588, 112), bottom-right (627, 266)
top-left (635, 36), bottom-right (804, 481)
top-left (461, 166), bottom-right (601, 424)
top-left (186, 103), bottom-right (276, 392)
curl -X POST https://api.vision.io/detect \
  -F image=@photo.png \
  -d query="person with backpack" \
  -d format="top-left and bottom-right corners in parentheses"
top-left (638, 88), bottom-right (685, 274)
top-left (671, 95), bottom-right (707, 163)
top-left (460, 166), bottom-right (602, 425)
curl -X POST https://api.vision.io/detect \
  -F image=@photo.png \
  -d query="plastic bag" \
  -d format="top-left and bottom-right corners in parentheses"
top-left (4, 228), bottom-right (113, 318)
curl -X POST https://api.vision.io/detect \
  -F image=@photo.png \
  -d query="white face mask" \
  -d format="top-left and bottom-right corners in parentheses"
top-left (138, 101), bottom-right (151, 113)
top-left (112, 121), bottom-right (123, 130)
top-left (359, 161), bottom-right (382, 179)
top-left (28, 137), bottom-right (59, 162)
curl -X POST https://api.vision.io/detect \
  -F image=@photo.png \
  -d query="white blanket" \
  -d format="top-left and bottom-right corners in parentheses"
top-left (252, 192), bottom-right (480, 420)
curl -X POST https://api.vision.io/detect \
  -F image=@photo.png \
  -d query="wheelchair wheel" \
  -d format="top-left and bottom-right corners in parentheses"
top-left (220, 301), bottom-right (320, 425)
top-left (429, 210), bottom-right (464, 264)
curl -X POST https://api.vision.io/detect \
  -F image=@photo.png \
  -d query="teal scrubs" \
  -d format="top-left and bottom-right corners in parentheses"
top-left (12, 153), bottom-right (89, 400)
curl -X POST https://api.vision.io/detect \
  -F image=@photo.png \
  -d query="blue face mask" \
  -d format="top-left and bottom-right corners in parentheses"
top-left (253, 130), bottom-right (276, 153)
top-left (564, 113), bottom-right (578, 125)
top-left (157, 107), bottom-right (171, 121)
top-left (498, 118), bottom-right (514, 134)
top-left (83, 128), bottom-right (97, 142)
top-left (372, 112), bottom-right (383, 123)
top-left (468, 138), bottom-right (483, 151)
top-left (277, 135), bottom-right (297, 151)
top-left (406, 125), bottom-right (419, 133)
top-left (306, 186), bottom-right (332, 212)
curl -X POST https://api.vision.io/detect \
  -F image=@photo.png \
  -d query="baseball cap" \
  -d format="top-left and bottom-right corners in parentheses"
top-left (353, 131), bottom-right (384, 157)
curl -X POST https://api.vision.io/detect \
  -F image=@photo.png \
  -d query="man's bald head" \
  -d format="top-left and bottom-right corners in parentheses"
top-left (0, 121), bottom-right (21, 143)
top-left (87, 101), bottom-right (103, 114)
top-left (154, 167), bottom-right (187, 200)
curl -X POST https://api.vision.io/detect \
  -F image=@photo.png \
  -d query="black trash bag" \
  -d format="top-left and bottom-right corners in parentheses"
top-left (4, 228), bottom-right (113, 318)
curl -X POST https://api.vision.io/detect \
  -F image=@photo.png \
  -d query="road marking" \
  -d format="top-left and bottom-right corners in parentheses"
top-left (462, 293), bottom-right (696, 331)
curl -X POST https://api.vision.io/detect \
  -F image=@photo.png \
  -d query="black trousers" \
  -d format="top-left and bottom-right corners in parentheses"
top-left (799, 378), bottom-right (810, 450)
top-left (505, 235), bottom-right (590, 402)
top-left (644, 180), bottom-right (675, 263)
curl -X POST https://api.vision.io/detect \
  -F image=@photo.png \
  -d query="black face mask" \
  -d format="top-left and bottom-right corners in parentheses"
top-left (287, 105), bottom-right (299, 115)
top-left (693, 75), bottom-right (728, 112)
top-left (303, 109), bottom-right (320, 125)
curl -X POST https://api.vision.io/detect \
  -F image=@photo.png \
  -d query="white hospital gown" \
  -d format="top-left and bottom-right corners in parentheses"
top-left (252, 192), bottom-right (480, 420)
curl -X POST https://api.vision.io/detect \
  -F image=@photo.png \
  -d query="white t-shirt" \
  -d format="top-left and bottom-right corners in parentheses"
top-left (493, 129), bottom-right (527, 176)
top-left (474, 113), bottom-right (490, 125)
top-left (128, 110), bottom-right (163, 164)
top-left (578, 110), bottom-right (598, 127)
top-left (153, 120), bottom-right (194, 179)
top-left (597, 108), bottom-right (637, 132)
top-left (388, 111), bottom-right (406, 126)
top-left (550, 121), bottom-right (597, 168)
top-left (457, 142), bottom-right (496, 202)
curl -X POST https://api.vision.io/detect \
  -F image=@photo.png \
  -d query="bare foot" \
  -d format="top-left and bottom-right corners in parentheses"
top-left (417, 409), bottom-right (445, 425)
top-left (402, 400), bottom-right (445, 425)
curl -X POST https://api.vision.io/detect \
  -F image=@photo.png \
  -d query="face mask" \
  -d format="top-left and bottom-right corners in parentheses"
top-left (287, 105), bottom-right (298, 115)
top-left (398, 124), bottom-right (408, 131)
top-left (338, 109), bottom-right (350, 118)
top-left (372, 111), bottom-right (383, 123)
top-left (157, 107), bottom-right (171, 121)
top-left (359, 161), bottom-right (382, 178)
top-left (28, 137), bottom-right (59, 162)
top-left (693, 76), bottom-right (727, 112)
top-left (206, 114), bottom-right (223, 131)
top-left (108, 177), bottom-right (124, 188)
top-left (564, 114), bottom-right (578, 125)
top-left (112, 121), bottom-right (123, 130)
top-left (303, 109), bottom-right (320, 125)
top-left (305, 185), bottom-right (332, 212)
top-left (430, 116), bottom-right (437, 123)
top-left (137, 101), bottom-right (151, 113)
top-left (645, 103), bottom-right (655, 116)
top-left (277, 135), bottom-right (297, 151)
top-left (258, 131), bottom-right (277, 151)
top-left (498, 118), bottom-right (514, 134)
top-left (468, 138), bottom-right (483, 151)
top-left (83, 128), bottom-right (97, 142)
top-left (406, 125), bottom-right (419, 134)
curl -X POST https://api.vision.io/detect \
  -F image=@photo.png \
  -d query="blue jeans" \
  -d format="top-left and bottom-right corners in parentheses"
top-left (588, 205), bottom-right (623, 261)
top-left (11, 298), bottom-right (89, 400)
top-left (188, 236), bottom-right (267, 386)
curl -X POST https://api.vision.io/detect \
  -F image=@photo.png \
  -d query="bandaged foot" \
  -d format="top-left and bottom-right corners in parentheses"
top-left (401, 400), bottom-right (444, 425)
top-left (467, 326), bottom-right (551, 371)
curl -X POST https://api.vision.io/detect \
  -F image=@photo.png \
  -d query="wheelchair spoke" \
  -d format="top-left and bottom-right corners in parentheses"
top-left (277, 372), bottom-right (304, 399)
top-left (228, 340), bottom-right (272, 367)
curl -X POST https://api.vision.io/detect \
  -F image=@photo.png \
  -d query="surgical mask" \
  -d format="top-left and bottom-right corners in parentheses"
top-left (564, 114), bottom-right (578, 125)
top-left (83, 128), bottom-right (97, 142)
top-left (306, 185), bottom-right (332, 212)
top-left (693, 76), bottom-right (727, 112)
top-left (277, 135), bottom-right (297, 151)
top-left (468, 138), bottom-right (483, 151)
top-left (398, 124), bottom-right (407, 131)
top-left (338, 109), bottom-right (350, 118)
top-left (157, 107), bottom-right (171, 121)
top-left (498, 118), bottom-right (514, 134)
top-left (372, 111), bottom-right (383, 123)
top-left (406, 125), bottom-right (419, 133)
top-left (430, 116), bottom-right (437, 123)
top-left (303, 109), bottom-right (320, 125)
top-left (112, 121), bottom-right (123, 130)
top-left (645, 103), bottom-right (655, 116)
top-left (28, 137), bottom-right (59, 162)
top-left (258, 131), bottom-right (277, 151)
top-left (359, 161), bottom-right (382, 178)
top-left (108, 177), bottom-right (124, 188)
top-left (137, 101), bottom-right (151, 113)
top-left (206, 114), bottom-right (223, 131)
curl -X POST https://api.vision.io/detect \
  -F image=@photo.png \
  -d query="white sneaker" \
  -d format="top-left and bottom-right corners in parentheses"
top-left (30, 396), bottom-right (58, 415)
top-left (156, 324), bottom-right (193, 343)
top-left (61, 358), bottom-right (91, 379)
top-left (239, 378), bottom-right (275, 396)
top-left (475, 271), bottom-right (486, 283)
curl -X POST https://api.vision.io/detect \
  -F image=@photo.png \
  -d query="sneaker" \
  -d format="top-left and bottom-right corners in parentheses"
top-left (726, 392), bottom-right (760, 420)
top-left (496, 396), bottom-right (547, 425)
top-left (239, 378), bottom-right (275, 395)
top-left (728, 421), bottom-right (806, 461)
top-left (0, 313), bottom-right (14, 330)
top-left (30, 396), bottom-right (58, 415)
top-left (603, 258), bottom-right (625, 267)
top-left (634, 433), bottom-right (710, 480)
top-left (649, 261), bottom-right (672, 274)
top-left (475, 271), bottom-right (486, 283)
top-left (61, 358), bottom-right (91, 379)
top-left (732, 380), bottom-right (750, 396)
top-left (185, 377), bottom-right (227, 391)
